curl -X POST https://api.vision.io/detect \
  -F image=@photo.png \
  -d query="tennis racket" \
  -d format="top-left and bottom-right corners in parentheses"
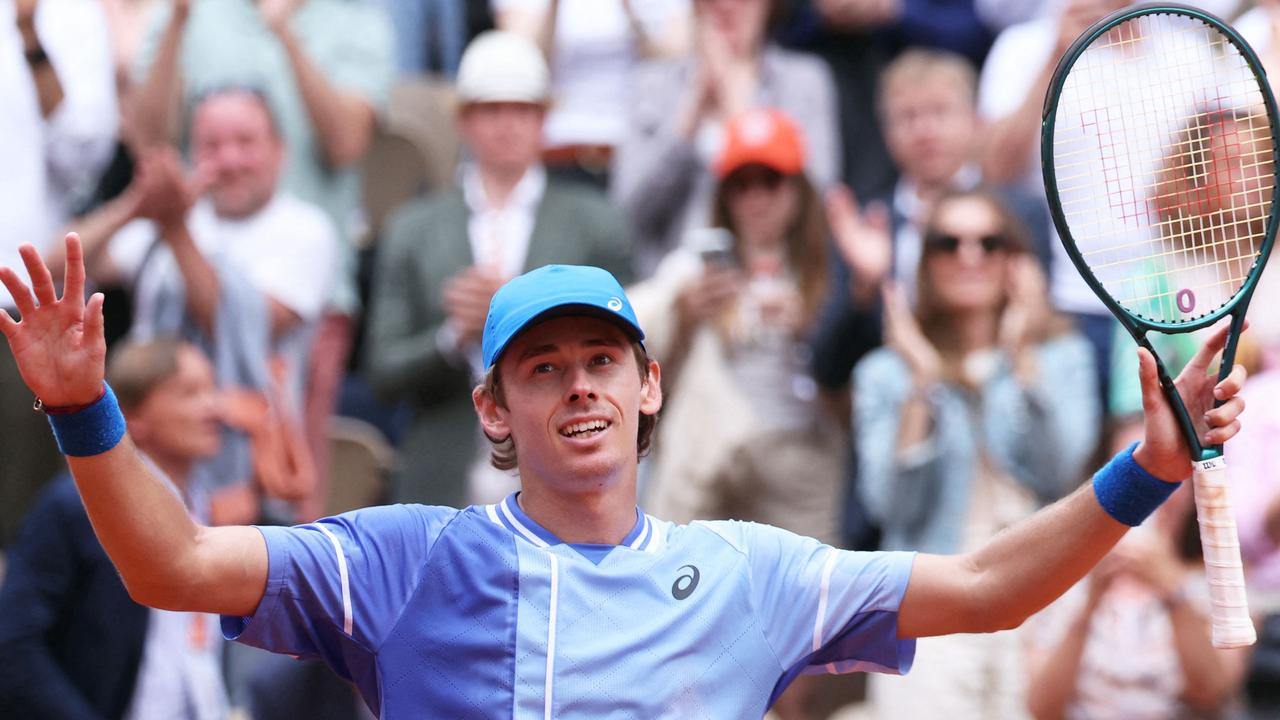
top-left (1042, 3), bottom-right (1277, 648)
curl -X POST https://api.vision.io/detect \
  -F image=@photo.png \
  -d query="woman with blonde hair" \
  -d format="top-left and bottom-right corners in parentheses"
top-left (855, 187), bottom-right (1100, 718)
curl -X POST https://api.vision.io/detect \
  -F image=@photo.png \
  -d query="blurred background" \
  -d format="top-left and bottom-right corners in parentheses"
top-left (3, 0), bottom-right (1280, 718)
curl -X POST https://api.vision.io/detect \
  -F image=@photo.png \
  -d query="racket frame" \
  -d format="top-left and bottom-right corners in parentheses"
top-left (1041, 2), bottom-right (1280, 462)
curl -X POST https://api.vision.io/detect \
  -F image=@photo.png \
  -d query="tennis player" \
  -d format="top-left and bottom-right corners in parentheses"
top-left (0, 236), bottom-right (1249, 718)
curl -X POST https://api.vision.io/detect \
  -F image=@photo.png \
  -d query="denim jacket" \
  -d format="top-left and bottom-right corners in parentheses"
top-left (854, 333), bottom-right (1100, 553)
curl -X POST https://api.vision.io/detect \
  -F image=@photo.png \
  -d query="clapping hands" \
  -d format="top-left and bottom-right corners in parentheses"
top-left (827, 185), bottom-right (892, 305)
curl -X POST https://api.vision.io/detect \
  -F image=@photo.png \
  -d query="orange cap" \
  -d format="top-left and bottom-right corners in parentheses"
top-left (715, 108), bottom-right (806, 179)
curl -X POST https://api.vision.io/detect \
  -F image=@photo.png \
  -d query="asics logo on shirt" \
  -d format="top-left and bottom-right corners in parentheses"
top-left (671, 565), bottom-right (700, 600)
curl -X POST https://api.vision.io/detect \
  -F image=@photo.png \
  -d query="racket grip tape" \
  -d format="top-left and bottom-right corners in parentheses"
top-left (1193, 457), bottom-right (1256, 648)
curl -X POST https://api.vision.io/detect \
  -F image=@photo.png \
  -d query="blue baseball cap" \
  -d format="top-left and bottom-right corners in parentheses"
top-left (482, 265), bottom-right (645, 369)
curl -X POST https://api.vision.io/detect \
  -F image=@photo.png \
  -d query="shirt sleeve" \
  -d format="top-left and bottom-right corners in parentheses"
top-left (221, 504), bottom-right (457, 673)
top-left (737, 522), bottom-right (916, 677)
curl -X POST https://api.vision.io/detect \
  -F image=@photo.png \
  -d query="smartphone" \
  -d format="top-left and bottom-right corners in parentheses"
top-left (686, 227), bottom-right (737, 269)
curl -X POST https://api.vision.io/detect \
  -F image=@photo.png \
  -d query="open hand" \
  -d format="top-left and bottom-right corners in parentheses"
top-left (1134, 322), bottom-right (1248, 481)
top-left (0, 235), bottom-right (106, 408)
top-left (827, 185), bottom-right (891, 304)
top-left (882, 281), bottom-right (941, 388)
top-left (675, 265), bottom-right (741, 336)
top-left (132, 148), bottom-right (207, 231)
top-left (997, 255), bottom-right (1050, 353)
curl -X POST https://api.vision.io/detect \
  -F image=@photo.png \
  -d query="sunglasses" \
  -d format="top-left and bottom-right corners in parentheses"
top-left (923, 231), bottom-right (1010, 255)
top-left (724, 166), bottom-right (787, 194)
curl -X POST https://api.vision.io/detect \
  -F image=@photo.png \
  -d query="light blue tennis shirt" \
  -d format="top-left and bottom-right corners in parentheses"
top-left (222, 494), bottom-right (916, 718)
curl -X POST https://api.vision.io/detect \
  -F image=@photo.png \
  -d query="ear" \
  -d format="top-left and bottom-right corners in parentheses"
top-left (640, 359), bottom-right (663, 415)
top-left (473, 384), bottom-right (511, 442)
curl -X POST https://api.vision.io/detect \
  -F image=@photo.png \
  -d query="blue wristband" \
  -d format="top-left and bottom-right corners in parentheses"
top-left (1092, 442), bottom-right (1180, 527)
top-left (46, 383), bottom-right (127, 457)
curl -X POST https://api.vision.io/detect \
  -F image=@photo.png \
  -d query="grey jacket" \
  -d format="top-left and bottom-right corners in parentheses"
top-left (365, 182), bottom-right (633, 507)
top-left (854, 334), bottom-right (1101, 553)
top-left (611, 45), bottom-right (840, 273)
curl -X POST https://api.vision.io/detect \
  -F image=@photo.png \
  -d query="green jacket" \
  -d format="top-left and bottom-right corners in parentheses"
top-left (365, 182), bottom-right (633, 507)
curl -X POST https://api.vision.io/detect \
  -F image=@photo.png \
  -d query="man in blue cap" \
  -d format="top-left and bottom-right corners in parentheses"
top-left (0, 236), bottom-right (1253, 717)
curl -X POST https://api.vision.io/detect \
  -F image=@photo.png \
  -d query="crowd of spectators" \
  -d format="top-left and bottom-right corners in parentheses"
top-left (2, 1), bottom-right (1280, 719)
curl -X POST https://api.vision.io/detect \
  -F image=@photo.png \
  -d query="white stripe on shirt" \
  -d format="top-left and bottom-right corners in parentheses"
top-left (628, 515), bottom-right (651, 549)
top-left (812, 550), bottom-right (839, 652)
top-left (501, 498), bottom-right (550, 548)
top-left (545, 552), bottom-right (560, 720)
top-left (316, 525), bottom-right (353, 636)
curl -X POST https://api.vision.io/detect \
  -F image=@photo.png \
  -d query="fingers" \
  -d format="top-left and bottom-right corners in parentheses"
top-left (824, 184), bottom-right (859, 224)
top-left (1214, 362), bottom-right (1247, 401)
top-left (863, 201), bottom-right (890, 232)
top-left (1183, 322), bottom-right (1234, 375)
top-left (185, 163), bottom-right (215, 202)
top-left (19, 244), bottom-right (57, 307)
top-left (1204, 394), bottom-right (1245, 425)
top-left (1205, 419), bottom-right (1243, 446)
top-left (63, 233), bottom-right (85, 310)
top-left (0, 307), bottom-right (16, 339)
top-left (84, 292), bottom-right (106, 346)
top-left (1136, 347), bottom-right (1163, 412)
top-left (0, 265), bottom-right (37, 318)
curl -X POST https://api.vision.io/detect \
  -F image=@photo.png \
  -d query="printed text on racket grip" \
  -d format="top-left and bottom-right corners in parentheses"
top-left (1193, 459), bottom-right (1256, 648)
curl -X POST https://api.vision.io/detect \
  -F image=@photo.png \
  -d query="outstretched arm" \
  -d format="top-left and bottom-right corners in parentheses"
top-left (262, 1), bottom-right (377, 168)
top-left (897, 325), bottom-right (1247, 638)
top-left (132, 0), bottom-right (188, 148)
top-left (0, 236), bottom-right (267, 617)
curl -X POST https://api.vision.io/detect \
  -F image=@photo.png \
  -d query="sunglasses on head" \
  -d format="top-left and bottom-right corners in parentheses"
top-left (923, 231), bottom-right (1010, 254)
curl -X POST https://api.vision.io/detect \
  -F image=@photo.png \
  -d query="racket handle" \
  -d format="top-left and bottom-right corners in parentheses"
top-left (1192, 457), bottom-right (1256, 648)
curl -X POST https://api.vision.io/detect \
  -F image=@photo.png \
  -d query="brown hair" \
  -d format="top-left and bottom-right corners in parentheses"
top-left (106, 339), bottom-right (186, 413)
top-left (915, 188), bottom-right (1075, 371)
top-left (476, 341), bottom-right (658, 471)
top-left (711, 171), bottom-right (830, 330)
top-left (877, 47), bottom-right (978, 119)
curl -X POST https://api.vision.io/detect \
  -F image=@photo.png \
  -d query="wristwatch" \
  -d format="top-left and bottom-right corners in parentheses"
top-left (24, 45), bottom-right (50, 67)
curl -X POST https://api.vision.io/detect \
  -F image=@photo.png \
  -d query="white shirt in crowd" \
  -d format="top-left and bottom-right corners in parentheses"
top-left (462, 163), bottom-right (544, 282)
top-left (108, 193), bottom-right (339, 397)
top-left (492, 0), bottom-right (687, 148)
top-left (0, 0), bottom-right (117, 309)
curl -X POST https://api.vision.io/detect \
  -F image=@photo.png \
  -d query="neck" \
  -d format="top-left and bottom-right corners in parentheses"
top-left (516, 474), bottom-right (639, 545)
top-left (944, 309), bottom-right (999, 356)
top-left (914, 177), bottom-right (949, 209)
top-left (478, 165), bottom-right (529, 210)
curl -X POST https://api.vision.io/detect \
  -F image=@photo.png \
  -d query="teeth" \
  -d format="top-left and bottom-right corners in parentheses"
top-left (562, 420), bottom-right (609, 437)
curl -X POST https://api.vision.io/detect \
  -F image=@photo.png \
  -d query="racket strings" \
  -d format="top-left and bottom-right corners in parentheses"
top-left (1050, 11), bottom-right (1274, 324)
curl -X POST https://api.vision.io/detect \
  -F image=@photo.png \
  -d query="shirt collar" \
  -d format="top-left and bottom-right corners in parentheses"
top-left (893, 163), bottom-right (982, 225)
top-left (462, 164), bottom-right (547, 215)
top-left (486, 492), bottom-right (659, 553)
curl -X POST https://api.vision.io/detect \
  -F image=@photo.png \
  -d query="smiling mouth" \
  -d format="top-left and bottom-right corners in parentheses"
top-left (559, 420), bottom-right (611, 439)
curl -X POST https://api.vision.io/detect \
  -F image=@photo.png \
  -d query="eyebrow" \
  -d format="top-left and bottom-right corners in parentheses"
top-left (516, 336), bottom-right (625, 363)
